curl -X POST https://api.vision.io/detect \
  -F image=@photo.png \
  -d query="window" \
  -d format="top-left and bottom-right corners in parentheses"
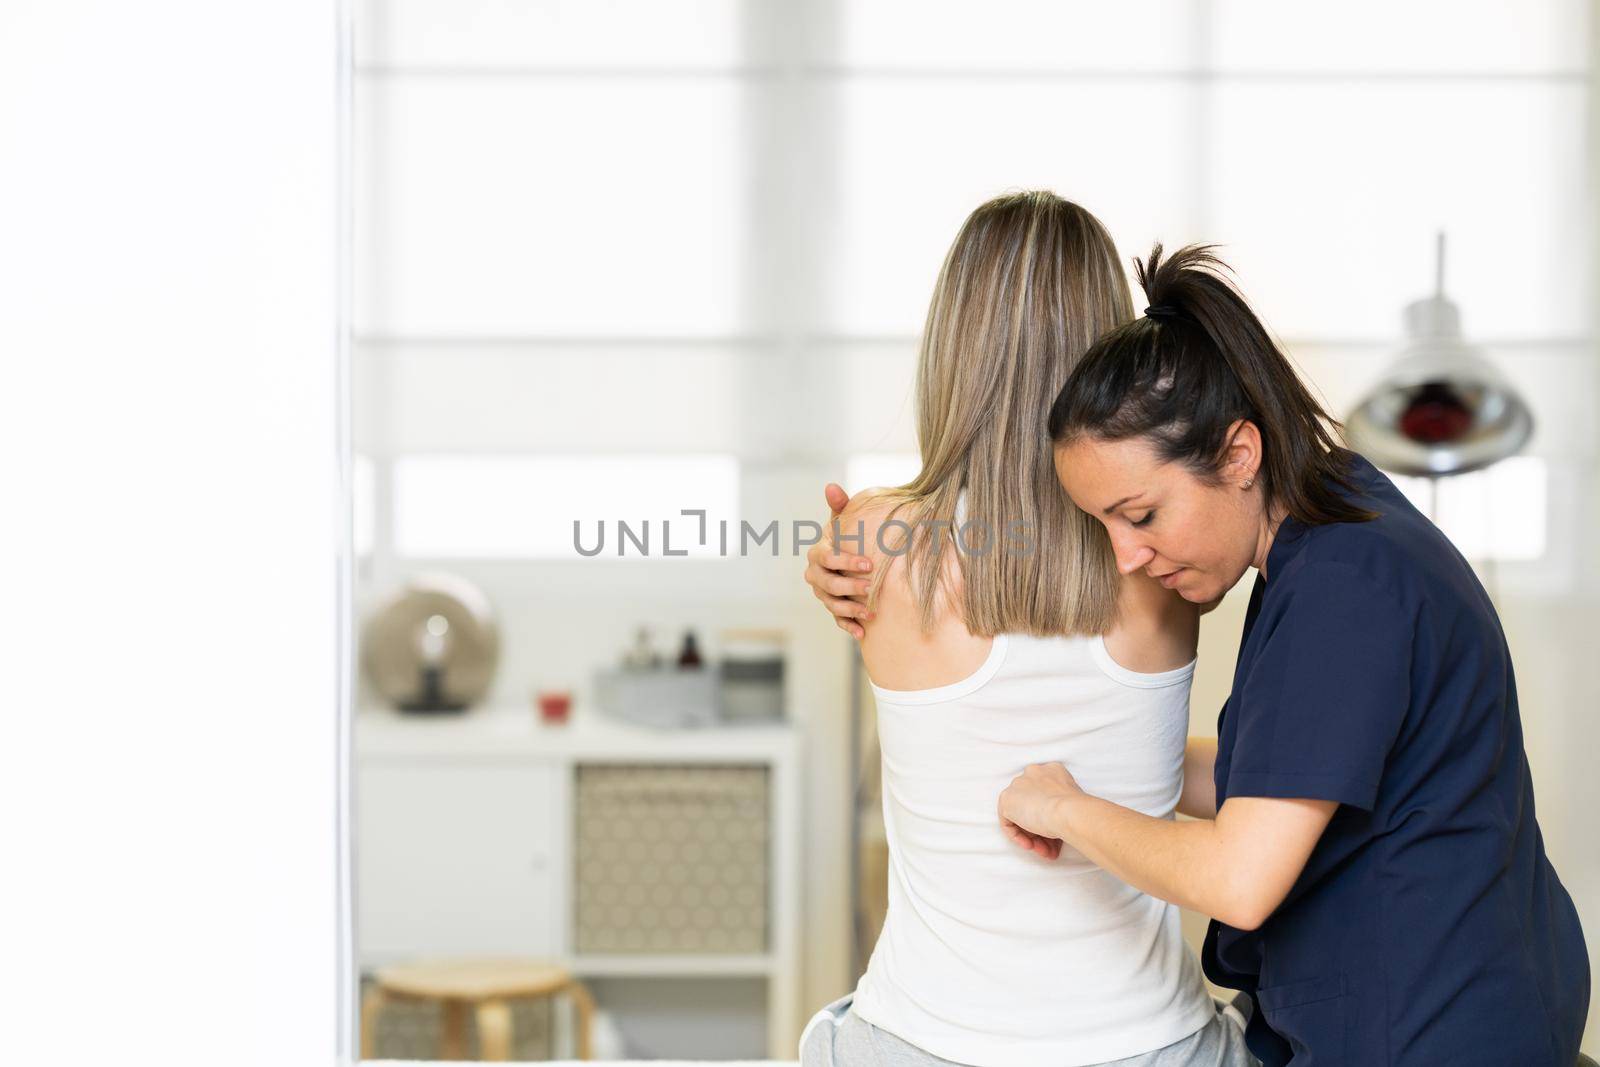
top-left (356, 1), bottom-right (1587, 573)
top-left (391, 454), bottom-right (739, 559)
top-left (1392, 456), bottom-right (1547, 562)
top-left (845, 453), bottom-right (921, 495)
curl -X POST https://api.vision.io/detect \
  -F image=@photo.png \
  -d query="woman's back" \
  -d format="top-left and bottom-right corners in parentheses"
top-left (845, 491), bottom-right (1215, 1066)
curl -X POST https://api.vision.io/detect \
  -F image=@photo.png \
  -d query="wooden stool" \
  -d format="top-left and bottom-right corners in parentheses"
top-left (360, 958), bottom-right (595, 1061)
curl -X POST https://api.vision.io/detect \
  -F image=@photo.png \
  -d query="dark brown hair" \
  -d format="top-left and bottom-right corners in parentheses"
top-left (1047, 243), bottom-right (1377, 528)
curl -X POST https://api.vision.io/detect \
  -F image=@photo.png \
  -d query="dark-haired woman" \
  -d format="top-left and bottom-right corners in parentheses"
top-left (996, 244), bottom-right (1590, 1066)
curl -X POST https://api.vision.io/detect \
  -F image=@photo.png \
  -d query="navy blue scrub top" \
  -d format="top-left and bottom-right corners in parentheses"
top-left (1202, 451), bottom-right (1589, 1066)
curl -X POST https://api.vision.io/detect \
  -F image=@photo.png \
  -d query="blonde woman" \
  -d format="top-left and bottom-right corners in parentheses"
top-left (797, 193), bottom-right (1256, 1067)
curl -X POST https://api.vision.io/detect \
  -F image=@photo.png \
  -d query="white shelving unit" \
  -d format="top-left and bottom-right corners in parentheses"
top-left (355, 707), bottom-right (804, 1059)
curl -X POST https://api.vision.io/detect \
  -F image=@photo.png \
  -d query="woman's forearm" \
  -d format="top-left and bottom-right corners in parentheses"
top-left (1048, 793), bottom-right (1247, 925)
top-left (1041, 788), bottom-right (1338, 931)
top-left (1178, 737), bottom-right (1218, 819)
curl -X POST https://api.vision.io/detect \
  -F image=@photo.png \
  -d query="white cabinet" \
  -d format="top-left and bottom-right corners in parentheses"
top-left (356, 760), bottom-right (560, 961)
top-left (354, 710), bottom-right (802, 1057)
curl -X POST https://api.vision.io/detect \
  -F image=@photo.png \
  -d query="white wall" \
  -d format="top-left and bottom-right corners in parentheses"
top-left (0, 3), bottom-right (347, 1065)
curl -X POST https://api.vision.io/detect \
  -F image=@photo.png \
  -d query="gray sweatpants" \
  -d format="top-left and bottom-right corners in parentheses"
top-left (798, 992), bottom-right (1260, 1067)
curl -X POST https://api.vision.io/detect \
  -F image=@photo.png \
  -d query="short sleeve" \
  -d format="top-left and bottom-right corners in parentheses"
top-left (1225, 561), bottom-right (1413, 811)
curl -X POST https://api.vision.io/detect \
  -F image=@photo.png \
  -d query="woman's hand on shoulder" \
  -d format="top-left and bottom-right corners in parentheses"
top-left (803, 484), bottom-right (900, 640)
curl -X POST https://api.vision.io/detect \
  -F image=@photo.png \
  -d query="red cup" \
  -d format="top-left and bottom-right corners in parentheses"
top-left (536, 690), bottom-right (572, 724)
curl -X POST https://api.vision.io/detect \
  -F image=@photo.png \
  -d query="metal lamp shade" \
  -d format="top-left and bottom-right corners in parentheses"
top-left (1345, 294), bottom-right (1534, 478)
top-left (362, 573), bottom-right (500, 712)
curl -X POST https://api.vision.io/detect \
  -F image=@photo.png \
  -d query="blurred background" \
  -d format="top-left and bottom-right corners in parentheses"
top-left (347, 1), bottom-right (1600, 1060)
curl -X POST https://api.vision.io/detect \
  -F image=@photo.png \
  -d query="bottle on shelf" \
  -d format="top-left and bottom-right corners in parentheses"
top-left (676, 629), bottom-right (703, 669)
top-left (623, 625), bottom-right (660, 670)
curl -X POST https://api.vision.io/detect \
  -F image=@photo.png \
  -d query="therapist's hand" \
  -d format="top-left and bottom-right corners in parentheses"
top-left (998, 762), bottom-right (1084, 860)
top-left (804, 483), bottom-right (875, 639)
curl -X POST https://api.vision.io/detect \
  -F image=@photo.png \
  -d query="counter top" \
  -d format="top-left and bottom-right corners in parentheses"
top-left (355, 706), bottom-right (799, 761)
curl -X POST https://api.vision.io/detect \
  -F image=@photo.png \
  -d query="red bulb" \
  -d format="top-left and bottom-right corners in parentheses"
top-left (1398, 382), bottom-right (1473, 445)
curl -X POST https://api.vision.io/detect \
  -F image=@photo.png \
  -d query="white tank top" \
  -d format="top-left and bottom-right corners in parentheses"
top-left (849, 619), bottom-right (1214, 1065)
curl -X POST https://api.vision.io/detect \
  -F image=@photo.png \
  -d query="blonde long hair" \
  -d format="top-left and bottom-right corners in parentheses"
top-left (864, 192), bottom-right (1132, 637)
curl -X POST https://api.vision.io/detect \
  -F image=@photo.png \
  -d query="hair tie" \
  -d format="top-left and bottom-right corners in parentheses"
top-left (1144, 304), bottom-right (1180, 320)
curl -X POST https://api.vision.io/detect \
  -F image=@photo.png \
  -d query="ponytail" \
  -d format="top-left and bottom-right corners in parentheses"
top-left (1047, 243), bottom-right (1376, 528)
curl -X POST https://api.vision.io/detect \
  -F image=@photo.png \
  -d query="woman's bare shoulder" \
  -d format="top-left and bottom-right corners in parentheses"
top-left (831, 487), bottom-right (915, 564)
top-left (837, 490), bottom-right (994, 690)
top-left (1102, 570), bottom-right (1200, 674)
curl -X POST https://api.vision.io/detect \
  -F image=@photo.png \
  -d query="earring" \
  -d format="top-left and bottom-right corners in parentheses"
top-left (1241, 477), bottom-right (1254, 490)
